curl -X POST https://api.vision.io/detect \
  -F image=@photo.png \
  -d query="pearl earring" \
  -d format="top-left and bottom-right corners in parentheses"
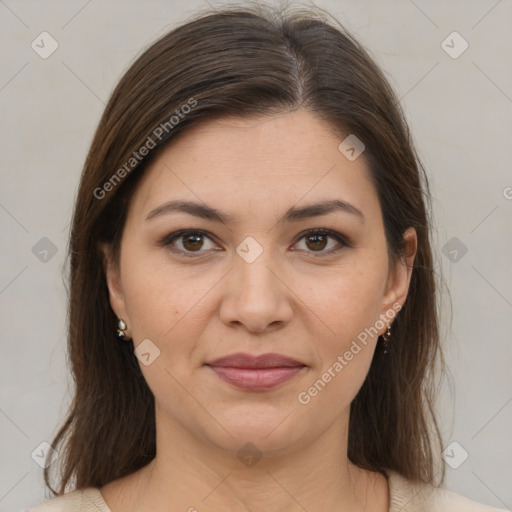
top-left (117, 318), bottom-right (128, 339)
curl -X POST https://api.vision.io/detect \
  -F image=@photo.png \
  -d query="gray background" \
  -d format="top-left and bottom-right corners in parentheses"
top-left (0, 0), bottom-right (511, 510)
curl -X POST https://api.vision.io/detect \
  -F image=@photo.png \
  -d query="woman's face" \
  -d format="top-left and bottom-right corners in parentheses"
top-left (103, 109), bottom-right (416, 458)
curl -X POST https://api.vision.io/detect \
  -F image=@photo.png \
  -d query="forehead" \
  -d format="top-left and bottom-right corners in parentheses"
top-left (128, 110), bottom-right (380, 225)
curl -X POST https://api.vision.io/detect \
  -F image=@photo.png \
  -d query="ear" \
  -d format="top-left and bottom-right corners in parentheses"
top-left (98, 242), bottom-right (130, 332)
top-left (378, 227), bottom-right (417, 332)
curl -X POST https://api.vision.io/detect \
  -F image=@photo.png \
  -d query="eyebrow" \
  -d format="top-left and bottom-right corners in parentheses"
top-left (145, 199), bottom-right (365, 224)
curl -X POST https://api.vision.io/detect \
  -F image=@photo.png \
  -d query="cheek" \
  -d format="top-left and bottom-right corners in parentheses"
top-left (297, 270), bottom-right (384, 410)
top-left (119, 245), bottom-right (222, 379)
top-left (120, 241), bottom-right (196, 337)
top-left (302, 259), bottom-right (387, 346)
top-left (295, 258), bottom-right (387, 406)
top-left (119, 251), bottom-right (207, 405)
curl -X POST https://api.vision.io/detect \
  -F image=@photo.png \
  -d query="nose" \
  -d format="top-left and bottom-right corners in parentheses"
top-left (219, 248), bottom-right (294, 333)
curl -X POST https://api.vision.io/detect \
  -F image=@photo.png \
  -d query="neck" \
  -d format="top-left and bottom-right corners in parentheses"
top-left (102, 406), bottom-right (389, 512)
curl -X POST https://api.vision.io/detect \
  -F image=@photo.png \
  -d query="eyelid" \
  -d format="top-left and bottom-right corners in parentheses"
top-left (158, 228), bottom-right (351, 256)
top-left (291, 228), bottom-right (352, 254)
top-left (157, 229), bottom-right (220, 257)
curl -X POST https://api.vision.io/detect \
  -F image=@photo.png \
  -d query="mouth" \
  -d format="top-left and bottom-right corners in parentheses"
top-left (205, 352), bottom-right (307, 391)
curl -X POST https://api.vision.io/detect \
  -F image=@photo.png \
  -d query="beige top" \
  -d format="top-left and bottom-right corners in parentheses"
top-left (25, 470), bottom-right (509, 512)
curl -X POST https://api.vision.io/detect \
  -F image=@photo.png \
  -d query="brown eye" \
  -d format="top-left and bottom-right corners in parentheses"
top-left (160, 228), bottom-right (349, 258)
top-left (160, 230), bottom-right (218, 256)
top-left (182, 233), bottom-right (204, 251)
top-left (293, 229), bottom-right (349, 255)
top-left (305, 233), bottom-right (328, 251)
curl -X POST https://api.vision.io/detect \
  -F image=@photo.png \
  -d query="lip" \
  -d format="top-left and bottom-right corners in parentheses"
top-left (207, 366), bottom-right (306, 391)
top-left (205, 352), bottom-right (307, 391)
top-left (207, 352), bottom-right (305, 368)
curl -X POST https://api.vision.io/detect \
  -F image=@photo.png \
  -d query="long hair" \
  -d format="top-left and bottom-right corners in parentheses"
top-left (45, 3), bottom-right (445, 494)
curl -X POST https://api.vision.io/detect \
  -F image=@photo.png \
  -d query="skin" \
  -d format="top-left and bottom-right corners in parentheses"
top-left (100, 109), bottom-right (417, 512)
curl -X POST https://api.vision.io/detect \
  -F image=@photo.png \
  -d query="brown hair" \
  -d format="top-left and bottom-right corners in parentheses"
top-left (45, 3), bottom-right (445, 495)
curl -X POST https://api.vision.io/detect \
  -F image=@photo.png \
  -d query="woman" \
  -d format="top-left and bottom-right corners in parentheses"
top-left (27, 4), bottom-right (506, 512)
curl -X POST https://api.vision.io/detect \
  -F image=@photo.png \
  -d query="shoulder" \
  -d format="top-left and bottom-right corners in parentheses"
top-left (387, 470), bottom-right (509, 512)
top-left (24, 488), bottom-right (110, 512)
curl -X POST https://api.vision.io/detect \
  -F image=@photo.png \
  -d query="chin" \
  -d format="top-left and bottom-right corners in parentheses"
top-left (202, 408), bottom-right (309, 456)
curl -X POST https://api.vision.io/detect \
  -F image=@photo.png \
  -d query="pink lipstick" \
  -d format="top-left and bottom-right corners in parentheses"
top-left (205, 352), bottom-right (306, 391)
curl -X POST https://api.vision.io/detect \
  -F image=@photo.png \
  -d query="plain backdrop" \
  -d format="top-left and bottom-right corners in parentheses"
top-left (0, 1), bottom-right (511, 511)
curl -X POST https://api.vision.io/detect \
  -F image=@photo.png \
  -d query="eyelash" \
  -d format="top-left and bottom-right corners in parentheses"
top-left (158, 228), bottom-right (352, 258)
